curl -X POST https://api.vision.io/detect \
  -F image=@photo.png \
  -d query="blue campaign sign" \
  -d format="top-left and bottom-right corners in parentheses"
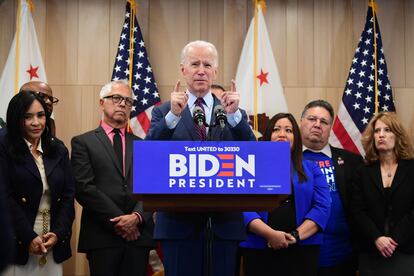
top-left (133, 141), bottom-right (291, 195)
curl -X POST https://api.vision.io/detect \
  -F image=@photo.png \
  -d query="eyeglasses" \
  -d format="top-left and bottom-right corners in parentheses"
top-left (103, 94), bottom-right (134, 107)
top-left (305, 115), bottom-right (331, 127)
top-left (35, 91), bottom-right (59, 104)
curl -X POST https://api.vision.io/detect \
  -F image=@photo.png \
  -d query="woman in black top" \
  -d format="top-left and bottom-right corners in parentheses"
top-left (351, 112), bottom-right (414, 276)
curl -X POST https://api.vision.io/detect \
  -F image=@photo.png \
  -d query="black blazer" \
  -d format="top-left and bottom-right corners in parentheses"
top-left (0, 131), bottom-right (75, 265)
top-left (71, 126), bottom-right (155, 252)
top-left (0, 163), bottom-right (14, 271)
top-left (351, 159), bottom-right (414, 254)
top-left (331, 146), bottom-right (363, 215)
top-left (146, 96), bottom-right (256, 241)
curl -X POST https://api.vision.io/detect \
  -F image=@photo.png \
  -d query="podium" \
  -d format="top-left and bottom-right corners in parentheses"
top-left (134, 194), bottom-right (288, 212)
top-left (133, 141), bottom-right (291, 212)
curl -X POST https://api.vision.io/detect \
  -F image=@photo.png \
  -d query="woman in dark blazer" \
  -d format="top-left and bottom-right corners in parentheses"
top-left (351, 112), bottom-right (414, 276)
top-left (0, 164), bottom-right (14, 273)
top-left (0, 91), bottom-right (75, 275)
top-left (240, 113), bottom-right (331, 276)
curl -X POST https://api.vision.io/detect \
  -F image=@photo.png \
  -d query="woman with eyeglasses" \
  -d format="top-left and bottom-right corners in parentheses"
top-left (0, 91), bottom-right (75, 276)
top-left (351, 112), bottom-right (414, 276)
top-left (240, 113), bottom-right (331, 276)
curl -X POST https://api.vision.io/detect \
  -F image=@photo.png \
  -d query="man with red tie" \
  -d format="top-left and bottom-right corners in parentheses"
top-left (146, 40), bottom-right (255, 276)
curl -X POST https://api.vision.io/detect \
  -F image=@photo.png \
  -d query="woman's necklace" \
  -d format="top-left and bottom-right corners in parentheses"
top-left (381, 163), bottom-right (397, 179)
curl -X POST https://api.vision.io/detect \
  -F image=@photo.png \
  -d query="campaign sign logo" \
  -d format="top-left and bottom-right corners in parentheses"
top-left (133, 141), bottom-right (291, 194)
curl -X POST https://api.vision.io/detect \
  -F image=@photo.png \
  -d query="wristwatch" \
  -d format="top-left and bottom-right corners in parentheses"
top-left (290, 229), bottom-right (300, 242)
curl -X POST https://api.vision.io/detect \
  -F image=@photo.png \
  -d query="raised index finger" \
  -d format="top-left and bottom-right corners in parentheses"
top-left (230, 79), bottom-right (236, 92)
top-left (173, 80), bottom-right (181, 92)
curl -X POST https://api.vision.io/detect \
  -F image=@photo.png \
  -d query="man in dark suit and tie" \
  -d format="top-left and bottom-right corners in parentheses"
top-left (71, 80), bottom-right (155, 276)
top-left (300, 100), bottom-right (362, 276)
top-left (146, 40), bottom-right (256, 276)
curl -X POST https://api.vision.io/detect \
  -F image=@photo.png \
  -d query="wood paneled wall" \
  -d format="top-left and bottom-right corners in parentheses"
top-left (1, 0), bottom-right (413, 275)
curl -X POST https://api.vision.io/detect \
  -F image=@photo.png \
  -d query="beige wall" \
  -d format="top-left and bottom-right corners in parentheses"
top-left (1, 0), bottom-right (414, 275)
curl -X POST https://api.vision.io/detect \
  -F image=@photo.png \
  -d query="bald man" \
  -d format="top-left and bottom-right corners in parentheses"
top-left (20, 81), bottom-right (58, 136)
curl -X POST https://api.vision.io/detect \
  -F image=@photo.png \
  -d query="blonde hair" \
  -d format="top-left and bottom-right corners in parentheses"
top-left (362, 112), bottom-right (414, 164)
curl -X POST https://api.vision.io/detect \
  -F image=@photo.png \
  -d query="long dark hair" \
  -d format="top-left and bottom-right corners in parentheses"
top-left (263, 113), bottom-right (307, 183)
top-left (6, 91), bottom-right (56, 162)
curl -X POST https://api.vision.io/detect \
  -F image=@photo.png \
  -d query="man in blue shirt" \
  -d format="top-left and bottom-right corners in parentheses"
top-left (300, 100), bottom-right (362, 276)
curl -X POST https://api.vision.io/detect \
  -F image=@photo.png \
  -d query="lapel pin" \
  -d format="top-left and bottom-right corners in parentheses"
top-left (337, 157), bottom-right (344, 165)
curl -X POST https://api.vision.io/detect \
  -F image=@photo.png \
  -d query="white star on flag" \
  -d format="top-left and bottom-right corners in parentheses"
top-left (111, 0), bottom-right (160, 138)
top-left (330, 2), bottom-right (395, 155)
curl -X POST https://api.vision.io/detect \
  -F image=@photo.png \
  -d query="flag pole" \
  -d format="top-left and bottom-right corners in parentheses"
top-left (370, 0), bottom-right (379, 114)
top-left (128, 0), bottom-right (137, 87)
top-left (253, 0), bottom-right (259, 136)
top-left (126, 0), bottom-right (137, 132)
top-left (14, 0), bottom-right (23, 94)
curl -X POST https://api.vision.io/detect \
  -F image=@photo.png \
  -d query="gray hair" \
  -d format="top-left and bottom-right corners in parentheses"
top-left (180, 40), bottom-right (219, 67)
top-left (99, 79), bottom-right (132, 99)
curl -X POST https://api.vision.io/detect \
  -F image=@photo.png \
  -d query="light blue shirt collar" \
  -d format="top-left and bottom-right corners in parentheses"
top-left (187, 90), bottom-right (214, 110)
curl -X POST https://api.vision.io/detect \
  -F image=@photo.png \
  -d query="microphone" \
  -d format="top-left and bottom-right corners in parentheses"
top-left (193, 106), bottom-right (206, 127)
top-left (214, 105), bottom-right (227, 129)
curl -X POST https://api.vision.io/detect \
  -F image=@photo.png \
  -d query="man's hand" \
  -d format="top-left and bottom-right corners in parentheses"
top-left (114, 226), bottom-right (141, 241)
top-left (110, 214), bottom-right (141, 241)
top-left (29, 236), bottom-right (47, 255)
top-left (221, 80), bottom-right (240, 114)
top-left (170, 80), bottom-right (188, 116)
top-left (375, 236), bottom-right (398, 258)
top-left (124, 228), bottom-right (141, 241)
top-left (110, 214), bottom-right (138, 231)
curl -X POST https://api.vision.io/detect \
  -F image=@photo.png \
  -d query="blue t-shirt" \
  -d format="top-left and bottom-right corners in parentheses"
top-left (303, 150), bottom-right (353, 267)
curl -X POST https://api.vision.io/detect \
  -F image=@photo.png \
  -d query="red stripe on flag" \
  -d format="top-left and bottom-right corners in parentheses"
top-left (332, 118), bottom-right (360, 155)
top-left (137, 112), bottom-right (151, 133)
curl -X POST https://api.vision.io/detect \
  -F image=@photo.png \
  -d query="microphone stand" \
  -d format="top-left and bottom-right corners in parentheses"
top-left (204, 121), bottom-right (213, 276)
top-left (204, 215), bottom-right (213, 276)
top-left (203, 120), bottom-right (226, 276)
top-left (201, 109), bottom-right (226, 276)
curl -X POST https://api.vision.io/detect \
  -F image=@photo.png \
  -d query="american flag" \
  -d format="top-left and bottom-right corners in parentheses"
top-left (111, 0), bottom-right (160, 138)
top-left (330, 3), bottom-right (395, 156)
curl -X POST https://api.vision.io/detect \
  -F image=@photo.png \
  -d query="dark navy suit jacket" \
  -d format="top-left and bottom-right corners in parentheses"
top-left (0, 161), bottom-right (14, 271)
top-left (0, 131), bottom-right (75, 265)
top-left (146, 95), bottom-right (256, 241)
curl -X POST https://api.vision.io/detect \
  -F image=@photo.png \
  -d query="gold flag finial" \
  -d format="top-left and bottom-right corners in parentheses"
top-left (368, 0), bottom-right (378, 13)
top-left (256, 0), bottom-right (266, 13)
top-left (127, 0), bottom-right (137, 13)
top-left (27, 0), bottom-right (34, 12)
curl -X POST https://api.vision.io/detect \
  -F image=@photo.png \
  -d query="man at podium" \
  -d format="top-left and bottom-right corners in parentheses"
top-left (146, 40), bottom-right (255, 276)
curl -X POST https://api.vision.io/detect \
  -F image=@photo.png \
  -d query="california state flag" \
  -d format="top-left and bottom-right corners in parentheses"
top-left (235, 1), bottom-right (287, 118)
top-left (0, 0), bottom-right (47, 120)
